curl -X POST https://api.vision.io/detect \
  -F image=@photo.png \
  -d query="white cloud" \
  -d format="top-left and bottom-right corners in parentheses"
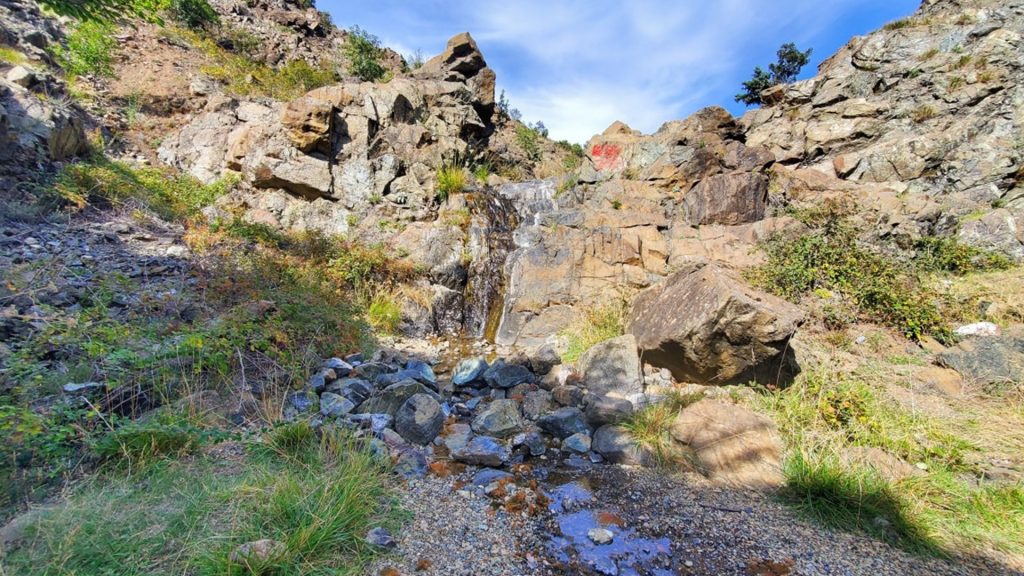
top-left (324, 0), bottom-right (918, 143)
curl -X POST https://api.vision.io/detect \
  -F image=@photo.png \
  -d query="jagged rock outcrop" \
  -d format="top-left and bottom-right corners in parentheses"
top-left (159, 33), bottom-right (495, 234)
top-left (742, 0), bottom-right (1024, 259)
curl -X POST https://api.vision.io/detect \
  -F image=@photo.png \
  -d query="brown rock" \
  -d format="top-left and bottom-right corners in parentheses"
top-left (682, 172), bottom-right (768, 226)
top-left (670, 399), bottom-right (783, 489)
top-left (627, 263), bottom-right (804, 385)
top-left (281, 94), bottom-right (334, 153)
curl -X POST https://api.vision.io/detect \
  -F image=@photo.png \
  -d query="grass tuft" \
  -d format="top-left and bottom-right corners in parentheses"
top-left (560, 301), bottom-right (626, 363)
top-left (435, 164), bottom-right (467, 203)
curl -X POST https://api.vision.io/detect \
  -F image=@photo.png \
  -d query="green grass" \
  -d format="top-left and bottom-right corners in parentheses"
top-left (0, 45), bottom-right (27, 65)
top-left (51, 21), bottom-right (116, 79)
top-left (622, 389), bottom-right (706, 467)
top-left (758, 368), bottom-right (1024, 558)
top-left (435, 165), bottom-right (467, 203)
top-left (559, 301), bottom-right (626, 363)
top-left (367, 293), bottom-right (402, 334)
top-left (2, 429), bottom-right (400, 576)
top-left (52, 155), bottom-right (239, 220)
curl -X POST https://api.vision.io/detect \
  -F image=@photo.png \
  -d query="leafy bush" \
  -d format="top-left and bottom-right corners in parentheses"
top-left (52, 20), bottom-right (117, 78)
top-left (747, 216), bottom-right (950, 341)
top-left (914, 235), bottom-right (1012, 274)
top-left (344, 26), bottom-right (385, 82)
top-left (515, 124), bottom-right (542, 161)
top-left (167, 0), bottom-right (218, 29)
top-left (435, 164), bottom-right (467, 203)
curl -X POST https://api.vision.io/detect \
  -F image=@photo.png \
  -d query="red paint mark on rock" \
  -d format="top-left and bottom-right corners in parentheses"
top-left (590, 143), bottom-right (622, 171)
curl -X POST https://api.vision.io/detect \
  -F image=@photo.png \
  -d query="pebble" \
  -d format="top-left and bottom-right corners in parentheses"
top-left (588, 527), bottom-right (614, 545)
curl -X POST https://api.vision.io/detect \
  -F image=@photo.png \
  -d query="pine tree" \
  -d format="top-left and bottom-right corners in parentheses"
top-left (736, 43), bottom-right (813, 106)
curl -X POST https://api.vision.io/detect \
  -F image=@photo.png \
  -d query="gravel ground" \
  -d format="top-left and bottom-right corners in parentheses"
top-left (371, 463), bottom-right (1023, 576)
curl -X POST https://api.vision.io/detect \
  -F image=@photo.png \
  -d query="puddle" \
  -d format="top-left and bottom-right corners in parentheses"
top-left (544, 477), bottom-right (672, 576)
top-left (548, 507), bottom-right (672, 575)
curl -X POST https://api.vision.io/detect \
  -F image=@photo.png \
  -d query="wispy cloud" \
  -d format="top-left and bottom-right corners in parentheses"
top-left (323, 0), bottom-right (919, 143)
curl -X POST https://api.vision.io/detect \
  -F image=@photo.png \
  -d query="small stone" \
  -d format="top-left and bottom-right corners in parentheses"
top-left (954, 322), bottom-right (999, 338)
top-left (587, 527), bottom-right (614, 545)
top-left (366, 527), bottom-right (396, 549)
top-left (6, 66), bottom-right (36, 88)
top-left (323, 357), bottom-right (354, 377)
top-left (230, 539), bottom-right (285, 564)
top-left (452, 357), bottom-right (489, 386)
top-left (537, 407), bottom-right (590, 439)
top-left (483, 361), bottom-right (535, 389)
top-left (320, 392), bottom-right (355, 417)
top-left (62, 382), bottom-right (105, 395)
top-left (452, 436), bottom-right (510, 467)
top-left (562, 432), bottom-right (592, 454)
top-left (471, 399), bottom-right (523, 438)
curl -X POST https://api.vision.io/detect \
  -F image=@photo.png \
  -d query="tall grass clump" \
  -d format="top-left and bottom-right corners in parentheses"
top-left (560, 300), bottom-right (626, 363)
top-left (435, 164), bottom-right (467, 203)
top-left (52, 21), bottom-right (116, 78)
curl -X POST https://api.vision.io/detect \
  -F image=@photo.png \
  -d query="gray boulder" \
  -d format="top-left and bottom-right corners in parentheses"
top-left (320, 392), bottom-right (356, 417)
top-left (627, 263), bottom-right (804, 385)
top-left (585, 396), bottom-right (634, 427)
top-left (537, 407), bottom-right (590, 439)
top-left (471, 399), bottom-right (523, 438)
top-left (592, 425), bottom-right (651, 466)
top-left (395, 393), bottom-right (444, 445)
top-left (562, 432), bottom-right (592, 454)
top-left (578, 335), bottom-right (643, 400)
top-left (938, 330), bottom-right (1024, 387)
top-left (357, 379), bottom-right (439, 417)
top-left (483, 361), bottom-right (535, 389)
top-left (452, 436), bottom-right (510, 467)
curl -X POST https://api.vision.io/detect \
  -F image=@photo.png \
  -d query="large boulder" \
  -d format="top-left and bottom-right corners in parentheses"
top-left (452, 436), bottom-right (510, 467)
top-left (670, 399), bottom-right (783, 489)
top-left (627, 263), bottom-right (804, 385)
top-left (578, 335), bottom-right (643, 401)
top-left (592, 425), bottom-right (651, 466)
top-left (536, 407), bottom-right (590, 439)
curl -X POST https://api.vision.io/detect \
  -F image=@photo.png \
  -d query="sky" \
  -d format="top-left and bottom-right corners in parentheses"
top-left (320, 0), bottom-right (920, 144)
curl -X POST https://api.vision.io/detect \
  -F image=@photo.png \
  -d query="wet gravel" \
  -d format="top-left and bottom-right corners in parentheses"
top-left (372, 463), bottom-right (1024, 576)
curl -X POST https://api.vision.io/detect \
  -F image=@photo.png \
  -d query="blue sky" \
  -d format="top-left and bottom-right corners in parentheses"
top-left (320, 0), bottom-right (919, 144)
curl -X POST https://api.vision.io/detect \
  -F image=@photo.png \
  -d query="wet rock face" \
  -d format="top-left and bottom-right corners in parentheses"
top-left (628, 262), bottom-right (804, 386)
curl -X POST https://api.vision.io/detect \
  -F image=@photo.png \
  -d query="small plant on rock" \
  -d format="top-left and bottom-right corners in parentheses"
top-left (435, 164), bottom-right (467, 203)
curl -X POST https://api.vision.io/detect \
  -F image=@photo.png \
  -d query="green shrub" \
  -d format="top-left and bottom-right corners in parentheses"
top-left (167, 0), bottom-right (218, 29)
top-left (435, 164), bottom-right (467, 203)
top-left (199, 34), bottom-right (338, 100)
top-left (913, 235), bottom-right (1012, 275)
top-left (344, 26), bottom-right (385, 82)
top-left (52, 20), bottom-right (117, 78)
top-left (515, 124), bottom-right (542, 161)
top-left (38, 0), bottom-right (149, 22)
top-left (747, 216), bottom-right (950, 341)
